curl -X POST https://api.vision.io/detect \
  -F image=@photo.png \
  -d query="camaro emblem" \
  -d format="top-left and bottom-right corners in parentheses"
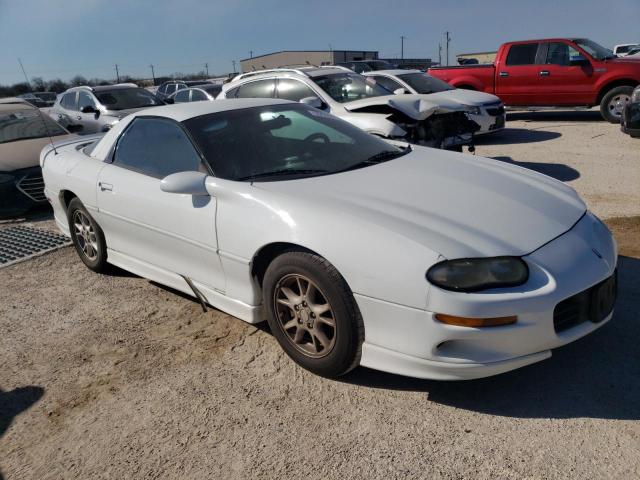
top-left (592, 248), bottom-right (603, 259)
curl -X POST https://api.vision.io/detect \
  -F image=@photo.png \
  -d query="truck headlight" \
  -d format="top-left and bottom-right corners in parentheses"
top-left (427, 257), bottom-right (529, 292)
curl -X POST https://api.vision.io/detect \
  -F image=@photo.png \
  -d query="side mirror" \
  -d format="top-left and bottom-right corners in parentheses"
top-left (81, 105), bottom-right (98, 114)
top-left (160, 171), bottom-right (209, 196)
top-left (393, 88), bottom-right (408, 95)
top-left (569, 55), bottom-right (590, 67)
top-left (300, 96), bottom-right (324, 109)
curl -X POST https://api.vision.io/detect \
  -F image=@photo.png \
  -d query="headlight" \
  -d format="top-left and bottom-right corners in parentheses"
top-left (461, 105), bottom-right (481, 115)
top-left (426, 257), bottom-right (529, 292)
top-left (0, 173), bottom-right (15, 184)
top-left (631, 87), bottom-right (640, 103)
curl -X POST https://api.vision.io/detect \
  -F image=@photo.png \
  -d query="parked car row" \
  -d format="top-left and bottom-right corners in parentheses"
top-left (39, 98), bottom-right (618, 381)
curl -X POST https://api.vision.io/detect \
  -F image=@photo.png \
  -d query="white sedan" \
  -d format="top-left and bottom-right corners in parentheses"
top-left (363, 69), bottom-right (506, 135)
top-left (41, 99), bottom-right (617, 380)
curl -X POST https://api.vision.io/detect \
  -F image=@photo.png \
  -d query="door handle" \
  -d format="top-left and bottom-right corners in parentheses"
top-left (539, 70), bottom-right (550, 76)
top-left (76, 115), bottom-right (82, 120)
top-left (99, 182), bottom-right (113, 191)
top-left (499, 71), bottom-right (509, 77)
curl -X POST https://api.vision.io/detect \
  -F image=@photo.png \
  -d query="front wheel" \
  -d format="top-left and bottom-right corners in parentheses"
top-left (600, 86), bottom-right (634, 123)
top-left (67, 198), bottom-right (108, 273)
top-left (263, 251), bottom-right (364, 377)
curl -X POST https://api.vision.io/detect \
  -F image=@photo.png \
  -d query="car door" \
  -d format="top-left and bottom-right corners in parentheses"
top-left (95, 116), bottom-right (225, 292)
top-left (54, 92), bottom-right (79, 130)
top-left (535, 41), bottom-right (595, 105)
top-left (77, 91), bottom-right (102, 133)
top-left (496, 42), bottom-right (546, 105)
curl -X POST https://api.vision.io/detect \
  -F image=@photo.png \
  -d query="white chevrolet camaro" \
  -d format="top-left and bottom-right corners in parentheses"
top-left (41, 99), bottom-right (617, 380)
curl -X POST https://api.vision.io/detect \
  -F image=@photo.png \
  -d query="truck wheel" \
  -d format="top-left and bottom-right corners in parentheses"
top-left (600, 86), bottom-right (634, 123)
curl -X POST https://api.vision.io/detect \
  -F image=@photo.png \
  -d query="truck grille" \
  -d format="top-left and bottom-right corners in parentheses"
top-left (16, 171), bottom-right (46, 202)
top-left (553, 272), bottom-right (617, 333)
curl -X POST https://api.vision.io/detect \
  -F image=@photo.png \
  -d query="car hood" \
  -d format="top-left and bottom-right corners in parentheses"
top-left (0, 134), bottom-right (74, 171)
top-left (423, 89), bottom-right (502, 107)
top-left (343, 94), bottom-right (465, 120)
top-left (255, 148), bottom-right (586, 259)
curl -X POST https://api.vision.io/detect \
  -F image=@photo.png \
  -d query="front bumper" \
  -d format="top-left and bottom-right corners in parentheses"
top-left (621, 102), bottom-right (640, 138)
top-left (0, 166), bottom-right (47, 217)
top-left (472, 103), bottom-right (506, 135)
top-left (357, 212), bottom-right (617, 380)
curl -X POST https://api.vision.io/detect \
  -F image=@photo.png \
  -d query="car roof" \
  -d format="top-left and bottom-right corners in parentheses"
top-left (129, 98), bottom-right (294, 122)
top-left (363, 69), bottom-right (422, 76)
top-left (66, 83), bottom-right (140, 93)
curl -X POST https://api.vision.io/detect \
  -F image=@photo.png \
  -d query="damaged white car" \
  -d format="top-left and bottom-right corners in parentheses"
top-left (218, 66), bottom-right (479, 150)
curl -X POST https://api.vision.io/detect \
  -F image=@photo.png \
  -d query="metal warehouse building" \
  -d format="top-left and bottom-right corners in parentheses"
top-left (240, 50), bottom-right (378, 72)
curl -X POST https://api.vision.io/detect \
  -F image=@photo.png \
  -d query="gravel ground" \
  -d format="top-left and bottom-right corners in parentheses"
top-left (1, 113), bottom-right (639, 479)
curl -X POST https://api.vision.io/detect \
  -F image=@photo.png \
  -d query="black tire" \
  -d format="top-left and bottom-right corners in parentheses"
top-left (67, 197), bottom-right (108, 273)
top-left (600, 86), bottom-right (634, 123)
top-left (263, 251), bottom-right (364, 377)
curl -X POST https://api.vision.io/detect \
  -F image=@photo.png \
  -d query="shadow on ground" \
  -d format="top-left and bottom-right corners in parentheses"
top-left (490, 155), bottom-right (580, 182)
top-left (506, 110), bottom-right (603, 123)
top-left (475, 128), bottom-right (561, 145)
top-left (0, 386), bottom-right (44, 438)
top-left (342, 255), bottom-right (640, 420)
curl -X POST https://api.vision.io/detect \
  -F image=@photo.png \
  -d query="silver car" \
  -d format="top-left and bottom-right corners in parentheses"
top-left (219, 66), bottom-right (479, 150)
top-left (49, 84), bottom-right (164, 134)
top-left (167, 84), bottom-right (222, 104)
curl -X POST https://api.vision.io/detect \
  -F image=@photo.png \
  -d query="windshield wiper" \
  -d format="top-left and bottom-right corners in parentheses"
top-left (335, 147), bottom-right (411, 174)
top-left (237, 168), bottom-right (329, 181)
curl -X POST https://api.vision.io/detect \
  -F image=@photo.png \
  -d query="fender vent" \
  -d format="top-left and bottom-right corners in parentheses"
top-left (16, 171), bottom-right (46, 202)
top-left (0, 226), bottom-right (71, 268)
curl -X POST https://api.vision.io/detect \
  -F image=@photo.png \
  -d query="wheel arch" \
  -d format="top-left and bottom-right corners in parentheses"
top-left (596, 78), bottom-right (638, 104)
top-left (59, 189), bottom-right (79, 211)
top-left (251, 241), bottom-right (321, 287)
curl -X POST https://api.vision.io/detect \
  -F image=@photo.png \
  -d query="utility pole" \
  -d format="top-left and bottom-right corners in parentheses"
top-left (400, 35), bottom-right (406, 60)
top-left (438, 43), bottom-right (442, 65)
top-left (445, 31), bottom-right (451, 66)
top-left (115, 64), bottom-right (120, 83)
top-left (17, 58), bottom-right (30, 87)
top-left (149, 64), bottom-right (156, 85)
top-left (204, 63), bottom-right (209, 77)
top-left (250, 50), bottom-right (253, 59)
top-left (232, 60), bottom-right (237, 73)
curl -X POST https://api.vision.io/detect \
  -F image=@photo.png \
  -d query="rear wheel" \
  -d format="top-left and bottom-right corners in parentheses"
top-left (263, 251), bottom-right (363, 377)
top-left (600, 86), bottom-right (634, 123)
top-left (67, 198), bottom-right (108, 272)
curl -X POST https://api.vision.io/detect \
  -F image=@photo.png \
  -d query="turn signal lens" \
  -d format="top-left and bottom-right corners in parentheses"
top-left (435, 314), bottom-right (517, 327)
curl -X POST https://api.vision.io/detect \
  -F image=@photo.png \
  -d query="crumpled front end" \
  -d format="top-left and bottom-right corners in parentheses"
top-left (390, 110), bottom-right (480, 148)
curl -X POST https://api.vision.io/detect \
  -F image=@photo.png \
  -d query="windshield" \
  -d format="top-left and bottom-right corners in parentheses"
top-left (574, 39), bottom-right (615, 61)
top-left (398, 73), bottom-right (453, 94)
top-left (184, 103), bottom-right (408, 181)
top-left (0, 108), bottom-right (67, 144)
top-left (34, 92), bottom-right (57, 101)
top-left (313, 73), bottom-right (392, 103)
top-left (95, 88), bottom-right (163, 111)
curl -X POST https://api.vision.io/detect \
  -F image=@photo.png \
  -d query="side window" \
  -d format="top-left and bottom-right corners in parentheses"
top-left (191, 89), bottom-right (207, 101)
top-left (166, 84), bottom-right (177, 95)
top-left (177, 84), bottom-right (187, 91)
top-left (225, 86), bottom-right (240, 98)
top-left (62, 92), bottom-right (77, 110)
top-left (276, 78), bottom-right (319, 102)
top-left (174, 90), bottom-right (190, 102)
top-left (505, 43), bottom-right (539, 66)
top-left (546, 42), bottom-right (581, 66)
top-left (370, 75), bottom-right (403, 93)
top-left (158, 85), bottom-right (166, 94)
top-left (114, 118), bottom-right (206, 178)
top-left (78, 91), bottom-right (95, 110)
top-left (236, 79), bottom-right (276, 99)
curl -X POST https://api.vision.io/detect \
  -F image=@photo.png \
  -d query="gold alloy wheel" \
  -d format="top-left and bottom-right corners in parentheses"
top-left (274, 274), bottom-right (337, 358)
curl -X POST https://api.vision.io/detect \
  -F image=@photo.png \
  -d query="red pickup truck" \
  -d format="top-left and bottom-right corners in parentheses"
top-left (429, 38), bottom-right (640, 123)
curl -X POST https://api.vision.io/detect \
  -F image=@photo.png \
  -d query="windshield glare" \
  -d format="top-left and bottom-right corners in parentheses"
top-left (313, 73), bottom-right (392, 103)
top-left (398, 73), bottom-right (453, 94)
top-left (0, 109), bottom-right (67, 144)
top-left (95, 88), bottom-right (163, 111)
top-left (574, 39), bottom-right (615, 60)
top-left (184, 104), bottom-right (406, 181)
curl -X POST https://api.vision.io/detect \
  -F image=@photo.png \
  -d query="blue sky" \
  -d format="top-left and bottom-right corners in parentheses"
top-left (1, 0), bottom-right (638, 84)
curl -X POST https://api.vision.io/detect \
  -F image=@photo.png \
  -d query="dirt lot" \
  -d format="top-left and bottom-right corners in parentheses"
top-left (1, 112), bottom-right (639, 479)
